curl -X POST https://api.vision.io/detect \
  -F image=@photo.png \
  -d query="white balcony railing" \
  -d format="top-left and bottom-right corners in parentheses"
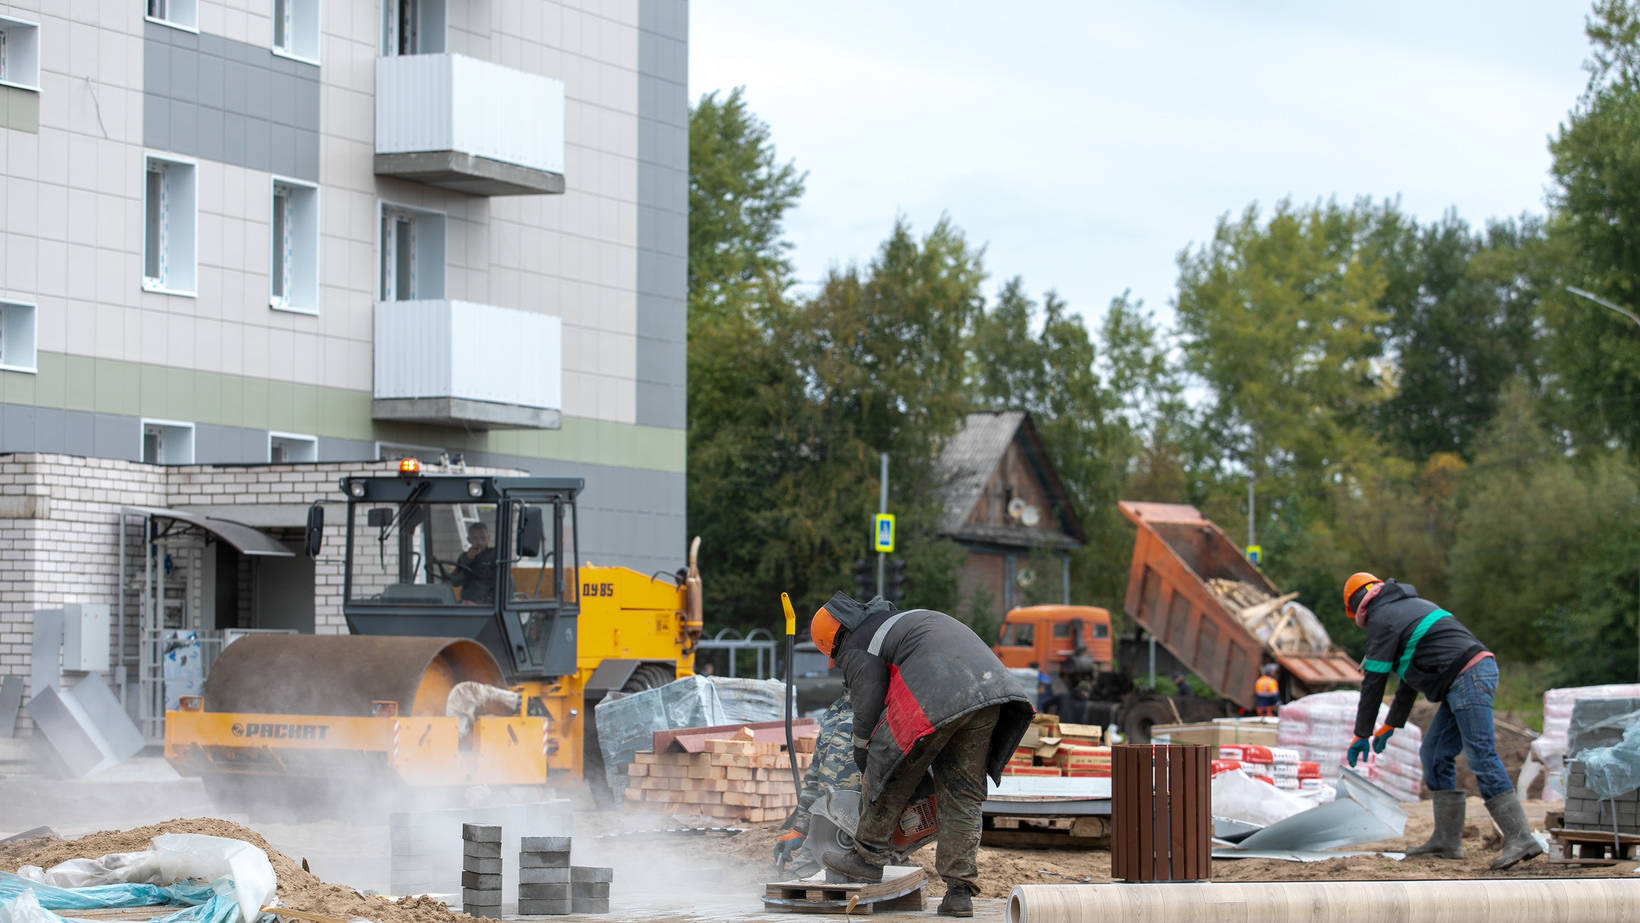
top-left (375, 54), bottom-right (565, 195)
top-left (374, 299), bottom-right (562, 429)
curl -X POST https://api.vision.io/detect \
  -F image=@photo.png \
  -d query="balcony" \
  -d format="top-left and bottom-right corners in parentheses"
top-left (374, 54), bottom-right (566, 196)
top-left (373, 300), bottom-right (562, 429)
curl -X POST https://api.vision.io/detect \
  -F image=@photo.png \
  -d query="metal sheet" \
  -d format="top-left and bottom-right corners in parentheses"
top-left (1212, 848), bottom-right (1405, 862)
top-left (1231, 769), bottom-right (1405, 852)
top-left (0, 675), bottom-right (22, 738)
top-left (68, 672), bottom-right (145, 762)
top-left (26, 685), bottom-right (113, 778)
top-left (31, 608), bottom-right (64, 698)
top-left (121, 506), bottom-right (294, 557)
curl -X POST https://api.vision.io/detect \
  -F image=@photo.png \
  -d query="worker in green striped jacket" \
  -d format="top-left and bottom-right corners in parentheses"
top-left (1342, 572), bottom-right (1542, 870)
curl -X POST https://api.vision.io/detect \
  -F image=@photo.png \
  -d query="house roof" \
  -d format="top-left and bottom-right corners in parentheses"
top-left (934, 411), bottom-right (1085, 548)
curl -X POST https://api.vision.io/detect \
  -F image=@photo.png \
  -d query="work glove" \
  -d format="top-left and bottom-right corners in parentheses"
top-left (1371, 724), bottom-right (1396, 754)
top-left (1346, 736), bottom-right (1371, 768)
top-left (773, 830), bottom-right (804, 865)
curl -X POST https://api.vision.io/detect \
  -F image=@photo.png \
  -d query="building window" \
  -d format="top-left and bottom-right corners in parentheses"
top-left (143, 155), bottom-right (198, 296)
top-left (381, 0), bottom-right (445, 56)
top-left (0, 15), bottom-right (41, 90)
top-left (141, 419), bottom-right (195, 464)
top-left (378, 203), bottom-right (445, 301)
top-left (376, 441), bottom-right (442, 463)
top-left (269, 432), bottom-right (318, 463)
top-left (270, 177), bottom-right (319, 313)
top-left (0, 301), bottom-right (37, 373)
top-left (145, 0), bottom-right (198, 31)
top-left (272, 0), bottom-right (320, 63)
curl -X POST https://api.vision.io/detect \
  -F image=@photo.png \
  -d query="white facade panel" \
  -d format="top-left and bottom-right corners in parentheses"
top-left (375, 53), bottom-right (566, 175)
top-left (375, 299), bottom-right (561, 411)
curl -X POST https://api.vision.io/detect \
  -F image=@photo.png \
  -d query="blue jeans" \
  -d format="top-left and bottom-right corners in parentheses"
top-left (1420, 657), bottom-right (1512, 799)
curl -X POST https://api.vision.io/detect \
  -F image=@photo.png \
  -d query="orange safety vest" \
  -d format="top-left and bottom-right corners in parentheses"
top-left (1255, 675), bottom-right (1278, 696)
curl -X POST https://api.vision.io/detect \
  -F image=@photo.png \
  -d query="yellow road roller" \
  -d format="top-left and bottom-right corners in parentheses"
top-left (163, 464), bottom-right (703, 808)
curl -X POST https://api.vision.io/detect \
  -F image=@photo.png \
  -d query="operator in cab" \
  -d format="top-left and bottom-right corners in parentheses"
top-left (451, 522), bottom-right (498, 604)
top-left (810, 592), bottom-right (1032, 917)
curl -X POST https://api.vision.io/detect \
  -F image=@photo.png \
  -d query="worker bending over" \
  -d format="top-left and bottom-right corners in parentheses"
top-left (1342, 572), bottom-right (1541, 869)
top-left (810, 592), bottom-right (1032, 917)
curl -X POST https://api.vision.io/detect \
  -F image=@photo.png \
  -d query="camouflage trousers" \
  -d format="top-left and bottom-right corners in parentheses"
top-left (854, 705), bottom-right (1000, 892)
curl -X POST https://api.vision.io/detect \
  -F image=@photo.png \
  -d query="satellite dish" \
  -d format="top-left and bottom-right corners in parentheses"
top-left (1015, 567), bottom-right (1034, 588)
top-left (1007, 498), bottom-right (1027, 520)
top-left (1021, 505), bottom-right (1041, 527)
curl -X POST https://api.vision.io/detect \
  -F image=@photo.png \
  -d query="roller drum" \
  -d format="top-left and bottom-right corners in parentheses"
top-left (203, 635), bottom-right (505, 717)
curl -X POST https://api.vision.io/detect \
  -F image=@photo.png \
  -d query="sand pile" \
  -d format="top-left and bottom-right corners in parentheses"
top-left (0, 818), bottom-right (493, 923)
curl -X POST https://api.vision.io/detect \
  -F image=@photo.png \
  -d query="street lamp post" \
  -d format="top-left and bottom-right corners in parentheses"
top-left (1565, 285), bottom-right (1640, 682)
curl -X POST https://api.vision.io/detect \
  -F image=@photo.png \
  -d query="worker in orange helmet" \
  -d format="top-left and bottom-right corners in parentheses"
top-left (1254, 664), bottom-right (1280, 718)
top-left (1343, 571), bottom-right (1541, 869)
top-left (809, 591), bottom-right (1032, 917)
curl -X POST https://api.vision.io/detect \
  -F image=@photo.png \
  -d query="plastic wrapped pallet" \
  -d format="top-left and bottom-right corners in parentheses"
top-left (593, 675), bottom-right (790, 793)
top-left (1537, 684), bottom-right (1640, 801)
top-left (1276, 691), bottom-right (1423, 802)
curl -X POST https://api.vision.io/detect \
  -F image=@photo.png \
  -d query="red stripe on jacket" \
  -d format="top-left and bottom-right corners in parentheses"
top-left (883, 664), bottom-right (935, 751)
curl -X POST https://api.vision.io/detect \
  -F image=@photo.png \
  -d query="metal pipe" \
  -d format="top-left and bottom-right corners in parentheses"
top-left (1008, 879), bottom-right (1640, 923)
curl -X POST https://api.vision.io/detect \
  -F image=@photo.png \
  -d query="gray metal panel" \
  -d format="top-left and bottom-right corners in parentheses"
top-left (0, 676), bottom-right (22, 738)
top-left (633, 1), bottom-right (689, 431)
top-left (31, 609), bottom-right (63, 698)
top-left (66, 672), bottom-right (145, 762)
top-left (142, 22), bottom-right (319, 182)
top-left (62, 410), bottom-right (94, 456)
top-left (25, 685), bottom-right (109, 778)
top-left (2, 403), bottom-right (37, 450)
top-left (92, 412), bottom-right (137, 460)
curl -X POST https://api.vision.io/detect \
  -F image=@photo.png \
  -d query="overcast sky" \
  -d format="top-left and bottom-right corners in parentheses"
top-left (688, 2), bottom-right (1595, 329)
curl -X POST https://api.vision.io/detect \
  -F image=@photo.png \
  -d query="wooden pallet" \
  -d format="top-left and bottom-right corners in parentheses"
top-left (982, 814), bottom-right (1111, 849)
top-left (1548, 827), bottom-right (1640, 866)
top-left (763, 866), bottom-right (926, 914)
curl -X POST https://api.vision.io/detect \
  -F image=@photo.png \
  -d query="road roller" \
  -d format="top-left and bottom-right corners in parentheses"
top-left (163, 461), bottom-right (703, 809)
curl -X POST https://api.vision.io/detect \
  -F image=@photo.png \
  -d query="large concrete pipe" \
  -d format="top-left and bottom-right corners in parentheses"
top-left (1008, 879), bottom-right (1640, 923)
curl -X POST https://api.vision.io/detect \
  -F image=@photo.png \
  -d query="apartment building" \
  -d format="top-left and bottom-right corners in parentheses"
top-left (0, 1), bottom-right (688, 727)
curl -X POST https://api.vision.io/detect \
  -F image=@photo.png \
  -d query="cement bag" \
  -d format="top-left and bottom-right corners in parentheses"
top-left (14, 835), bottom-right (274, 923)
top-left (1277, 691), bottom-right (1423, 802)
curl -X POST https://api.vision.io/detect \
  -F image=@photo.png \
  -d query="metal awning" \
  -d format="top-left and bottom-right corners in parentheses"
top-left (121, 506), bottom-right (294, 557)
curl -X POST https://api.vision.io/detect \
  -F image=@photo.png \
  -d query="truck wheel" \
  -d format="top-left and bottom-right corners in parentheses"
top-left (585, 663), bottom-right (676, 807)
top-left (1120, 698), bottom-right (1176, 746)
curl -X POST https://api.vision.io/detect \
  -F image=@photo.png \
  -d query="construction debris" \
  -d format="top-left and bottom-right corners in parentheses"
top-left (623, 726), bottom-right (815, 822)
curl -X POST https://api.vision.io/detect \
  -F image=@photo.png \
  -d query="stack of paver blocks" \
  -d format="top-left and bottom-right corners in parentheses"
top-left (570, 865), bottom-right (613, 915)
top-left (624, 733), bottom-right (812, 821)
top-left (461, 825), bottom-right (503, 917)
top-left (518, 837), bottom-right (573, 915)
top-left (1562, 696), bottom-right (1640, 833)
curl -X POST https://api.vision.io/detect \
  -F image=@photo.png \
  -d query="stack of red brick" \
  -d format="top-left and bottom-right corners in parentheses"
top-left (1003, 714), bottom-right (1110, 778)
top-left (623, 728), bottom-right (816, 823)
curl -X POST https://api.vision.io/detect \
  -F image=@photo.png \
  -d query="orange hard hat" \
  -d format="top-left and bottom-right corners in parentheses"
top-left (1343, 571), bottom-right (1381, 618)
top-left (810, 604), bottom-right (843, 658)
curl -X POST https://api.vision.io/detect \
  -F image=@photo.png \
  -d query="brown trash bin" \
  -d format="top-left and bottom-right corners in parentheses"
top-left (1111, 744), bottom-right (1211, 881)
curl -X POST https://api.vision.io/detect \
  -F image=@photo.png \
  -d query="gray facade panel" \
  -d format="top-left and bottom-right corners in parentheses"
top-left (92, 413), bottom-right (137, 461)
top-left (63, 411), bottom-right (95, 457)
top-left (142, 23), bottom-right (319, 182)
top-left (634, 0), bottom-right (689, 431)
top-left (319, 437), bottom-right (378, 462)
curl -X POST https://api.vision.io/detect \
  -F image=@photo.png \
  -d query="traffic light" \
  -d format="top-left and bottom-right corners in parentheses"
top-left (883, 557), bottom-right (907, 602)
top-left (853, 558), bottom-right (874, 599)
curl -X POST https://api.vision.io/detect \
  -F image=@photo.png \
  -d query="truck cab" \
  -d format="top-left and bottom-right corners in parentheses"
top-left (992, 604), bottom-right (1113, 692)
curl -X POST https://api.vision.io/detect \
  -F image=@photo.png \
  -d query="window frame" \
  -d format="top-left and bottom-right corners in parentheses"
top-left (380, 0), bottom-right (446, 56)
top-left (271, 0), bottom-right (321, 65)
top-left (268, 175), bottom-right (319, 315)
top-left (376, 199), bottom-right (446, 302)
top-left (268, 431), bottom-right (318, 463)
top-left (140, 418), bottom-right (196, 465)
top-left (142, 153), bottom-right (199, 298)
top-left (0, 14), bottom-right (41, 92)
top-left (144, 0), bottom-right (199, 33)
top-left (0, 300), bottom-right (39, 374)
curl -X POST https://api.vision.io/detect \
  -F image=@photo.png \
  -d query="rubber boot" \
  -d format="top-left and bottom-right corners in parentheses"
top-left (1406, 789), bottom-right (1466, 858)
top-left (1485, 791), bottom-right (1544, 870)
top-left (938, 883), bottom-right (974, 917)
top-left (821, 848), bottom-right (883, 883)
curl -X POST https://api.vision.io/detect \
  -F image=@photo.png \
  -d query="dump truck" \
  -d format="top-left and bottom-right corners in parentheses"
top-left (1112, 500), bottom-right (1361, 741)
top-left (990, 502), bottom-right (1361, 743)
top-left (163, 462), bottom-right (703, 811)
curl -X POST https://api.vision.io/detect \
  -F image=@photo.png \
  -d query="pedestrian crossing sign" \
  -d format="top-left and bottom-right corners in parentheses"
top-left (874, 514), bottom-right (895, 553)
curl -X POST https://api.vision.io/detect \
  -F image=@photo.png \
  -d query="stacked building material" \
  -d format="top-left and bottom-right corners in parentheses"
top-left (518, 837), bottom-right (572, 916)
top-left (461, 824), bottom-right (502, 917)
top-left (623, 729), bottom-right (813, 822)
top-left (571, 866), bottom-right (613, 915)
